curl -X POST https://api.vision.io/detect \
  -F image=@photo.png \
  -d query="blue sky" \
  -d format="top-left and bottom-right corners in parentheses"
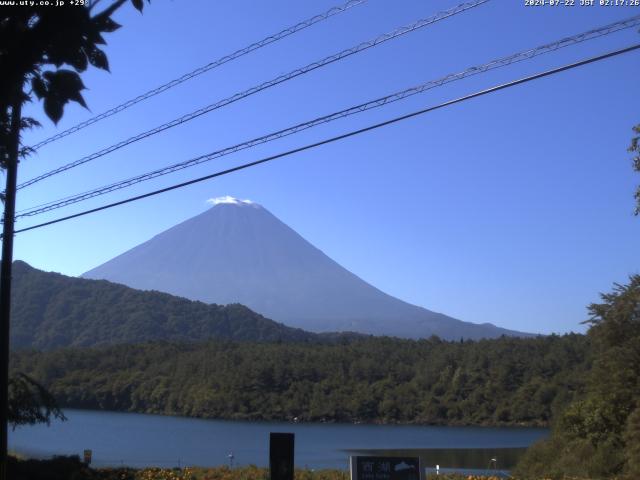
top-left (13, 0), bottom-right (640, 335)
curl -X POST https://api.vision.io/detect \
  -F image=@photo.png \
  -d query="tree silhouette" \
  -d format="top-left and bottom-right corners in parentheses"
top-left (0, 2), bottom-right (150, 478)
top-left (629, 124), bottom-right (640, 215)
top-left (8, 373), bottom-right (66, 429)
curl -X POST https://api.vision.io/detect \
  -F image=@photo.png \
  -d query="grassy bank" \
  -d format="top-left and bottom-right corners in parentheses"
top-left (6, 455), bottom-right (588, 480)
top-left (9, 456), bottom-right (349, 480)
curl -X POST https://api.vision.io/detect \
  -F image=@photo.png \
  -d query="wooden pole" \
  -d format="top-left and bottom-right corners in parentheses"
top-left (0, 97), bottom-right (22, 480)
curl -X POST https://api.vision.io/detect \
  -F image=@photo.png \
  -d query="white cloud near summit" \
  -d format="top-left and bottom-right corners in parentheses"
top-left (207, 196), bottom-right (254, 206)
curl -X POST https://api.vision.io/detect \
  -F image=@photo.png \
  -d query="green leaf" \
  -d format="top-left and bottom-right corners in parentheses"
top-left (20, 117), bottom-right (42, 130)
top-left (43, 97), bottom-right (64, 124)
top-left (41, 69), bottom-right (89, 118)
top-left (69, 90), bottom-right (88, 109)
top-left (131, 0), bottom-right (144, 12)
top-left (87, 30), bottom-right (107, 46)
top-left (88, 47), bottom-right (109, 72)
top-left (95, 16), bottom-right (121, 33)
top-left (31, 77), bottom-right (47, 99)
top-left (68, 48), bottom-right (89, 72)
top-left (44, 69), bottom-right (86, 96)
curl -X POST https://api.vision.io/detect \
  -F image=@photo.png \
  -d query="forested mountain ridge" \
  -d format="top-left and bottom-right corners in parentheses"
top-left (11, 334), bottom-right (590, 427)
top-left (10, 260), bottom-right (319, 349)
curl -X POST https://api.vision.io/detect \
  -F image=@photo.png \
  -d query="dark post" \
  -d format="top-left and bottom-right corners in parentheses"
top-left (0, 98), bottom-right (22, 480)
top-left (269, 432), bottom-right (294, 480)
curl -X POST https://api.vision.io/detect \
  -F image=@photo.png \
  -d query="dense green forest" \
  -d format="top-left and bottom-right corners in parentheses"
top-left (10, 260), bottom-right (324, 348)
top-left (11, 334), bottom-right (589, 427)
top-left (514, 275), bottom-right (640, 479)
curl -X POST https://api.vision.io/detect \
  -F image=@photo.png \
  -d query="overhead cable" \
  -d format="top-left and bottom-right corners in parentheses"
top-left (16, 14), bottom-right (640, 219)
top-left (29, 0), bottom-right (369, 151)
top-left (12, 43), bottom-right (640, 235)
top-left (17, 0), bottom-right (489, 191)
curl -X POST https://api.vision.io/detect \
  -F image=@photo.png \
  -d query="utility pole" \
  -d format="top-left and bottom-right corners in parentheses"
top-left (0, 96), bottom-right (22, 480)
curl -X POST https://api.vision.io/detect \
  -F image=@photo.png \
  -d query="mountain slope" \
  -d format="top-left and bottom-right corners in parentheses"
top-left (83, 198), bottom-right (532, 340)
top-left (10, 261), bottom-right (317, 349)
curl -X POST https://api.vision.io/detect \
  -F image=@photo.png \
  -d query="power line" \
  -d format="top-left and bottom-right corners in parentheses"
top-left (28, 0), bottom-right (368, 151)
top-left (15, 14), bottom-right (640, 219)
top-left (16, 0), bottom-right (489, 191)
top-left (12, 43), bottom-right (640, 236)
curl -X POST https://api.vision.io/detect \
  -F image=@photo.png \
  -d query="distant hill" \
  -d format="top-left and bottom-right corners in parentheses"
top-left (83, 197), bottom-right (533, 340)
top-left (10, 261), bottom-right (319, 350)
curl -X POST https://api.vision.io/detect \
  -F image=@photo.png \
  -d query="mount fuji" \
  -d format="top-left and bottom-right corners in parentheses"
top-left (83, 196), bottom-right (531, 340)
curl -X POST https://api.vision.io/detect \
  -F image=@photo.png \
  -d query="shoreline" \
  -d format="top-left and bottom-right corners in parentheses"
top-left (52, 406), bottom-right (553, 430)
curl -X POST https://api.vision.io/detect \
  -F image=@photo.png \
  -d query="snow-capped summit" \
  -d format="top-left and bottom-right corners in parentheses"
top-left (207, 195), bottom-right (259, 207)
top-left (83, 200), bottom-right (532, 340)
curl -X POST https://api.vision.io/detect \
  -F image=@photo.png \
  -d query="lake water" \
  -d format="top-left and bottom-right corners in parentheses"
top-left (9, 409), bottom-right (548, 472)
